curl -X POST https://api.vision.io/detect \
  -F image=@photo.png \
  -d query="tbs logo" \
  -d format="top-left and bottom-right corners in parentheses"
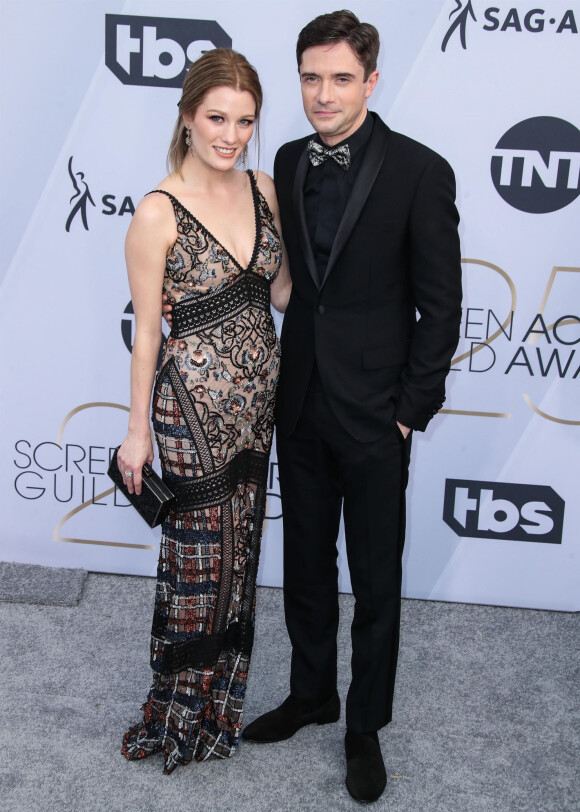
top-left (491, 116), bottom-right (580, 213)
top-left (105, 15), bottom-right (232, 88)
top-left (443, 479), bottom-right (564, 544)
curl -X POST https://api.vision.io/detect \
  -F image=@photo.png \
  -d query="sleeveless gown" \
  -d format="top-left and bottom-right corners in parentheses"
top-left (122, 170), bottom-right (281, 773)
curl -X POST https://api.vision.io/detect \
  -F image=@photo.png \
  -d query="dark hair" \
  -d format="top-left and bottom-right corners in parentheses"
top-left (168, 49), bottom-right (262, 175)
top-left (296, 10), bottom-right (380, 80)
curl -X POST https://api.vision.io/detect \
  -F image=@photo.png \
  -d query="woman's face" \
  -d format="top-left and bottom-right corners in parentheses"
top-left (184, 86), bottom-right (256, 171)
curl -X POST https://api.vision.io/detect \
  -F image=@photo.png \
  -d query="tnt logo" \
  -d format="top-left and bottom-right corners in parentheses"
top-left (491, 116), bottom-right (580, 213)
top-left (105, 15), bottom-right (232, 88)
top-left (443, 479), bottom-right (564, 543)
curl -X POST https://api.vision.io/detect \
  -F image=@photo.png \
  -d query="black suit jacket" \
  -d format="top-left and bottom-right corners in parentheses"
top-left (273, 113), bottom-right (462, 442)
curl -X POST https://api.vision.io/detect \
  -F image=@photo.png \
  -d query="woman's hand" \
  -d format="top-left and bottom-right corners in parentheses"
top-left (162, 292), bottom-right (173, 327)
top-left (397, 422), bottom-right (411, 439)
top-left (117, 430), bottom-right (154, 496)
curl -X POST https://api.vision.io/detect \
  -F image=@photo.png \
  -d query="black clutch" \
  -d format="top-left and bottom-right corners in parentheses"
top-left (107, 447), bottom-right (175, 527)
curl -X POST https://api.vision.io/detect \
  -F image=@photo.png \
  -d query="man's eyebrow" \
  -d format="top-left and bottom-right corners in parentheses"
top-left (299, 71), bottom-right (356, 79)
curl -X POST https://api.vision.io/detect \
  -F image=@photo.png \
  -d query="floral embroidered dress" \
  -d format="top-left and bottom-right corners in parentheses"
top-left (122, 170), bottom-right (281, 772)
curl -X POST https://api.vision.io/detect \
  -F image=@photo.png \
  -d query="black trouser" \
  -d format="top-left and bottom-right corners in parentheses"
top-left (277, 369), bottom-right (412, 732)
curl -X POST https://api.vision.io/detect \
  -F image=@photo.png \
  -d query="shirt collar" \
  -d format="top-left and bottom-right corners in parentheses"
top-left (313, 111), bottom-right (373, 159)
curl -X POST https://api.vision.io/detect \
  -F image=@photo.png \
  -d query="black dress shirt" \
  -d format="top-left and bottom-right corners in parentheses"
top-left (304, 112), bottom-right (374, 285)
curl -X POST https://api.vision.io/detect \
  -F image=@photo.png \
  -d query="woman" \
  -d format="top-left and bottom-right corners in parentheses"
top-left (117, 49), bottom-right (290, 773)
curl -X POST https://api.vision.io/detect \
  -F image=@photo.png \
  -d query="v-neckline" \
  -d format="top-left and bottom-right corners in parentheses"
top-left (156, 170), bottom-right (261, 273)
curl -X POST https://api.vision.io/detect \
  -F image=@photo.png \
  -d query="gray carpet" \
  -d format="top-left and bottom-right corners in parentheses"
top-left (0, 569), bottom-right (578, 811)
top-left (0, 562), bottom-right (87, 606)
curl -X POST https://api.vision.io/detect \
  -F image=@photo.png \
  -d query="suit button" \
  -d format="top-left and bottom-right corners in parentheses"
top-left (317, 305), bottom-right (325, 315)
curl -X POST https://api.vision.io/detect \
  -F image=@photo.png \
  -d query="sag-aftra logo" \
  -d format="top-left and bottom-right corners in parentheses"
top-left (441, 2), bottom-right (578, 51)
top-left (65, 157), bottom-right (135, 232)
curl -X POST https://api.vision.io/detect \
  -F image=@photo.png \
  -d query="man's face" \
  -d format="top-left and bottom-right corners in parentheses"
top-left (299, 41), bottom-right (378, 146)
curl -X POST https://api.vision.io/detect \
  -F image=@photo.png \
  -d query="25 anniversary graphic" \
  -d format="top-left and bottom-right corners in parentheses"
top-left (12, 404), bottom-right (283, 549)
top-left (446, 261), bottom-right (579, 424)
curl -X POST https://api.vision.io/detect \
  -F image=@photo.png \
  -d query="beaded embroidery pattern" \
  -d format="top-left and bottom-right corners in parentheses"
top-left (122, 171), bottom-right (281, 773)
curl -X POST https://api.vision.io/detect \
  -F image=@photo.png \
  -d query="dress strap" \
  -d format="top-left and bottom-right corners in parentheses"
top-left (245, 169), bottom-right (262, 210)
top-left (146, 189), bottom-right (179, 216)
top-left (245, 168), bottom-right (257, 192)
top-left (146, 189), bottom-right (174, 200)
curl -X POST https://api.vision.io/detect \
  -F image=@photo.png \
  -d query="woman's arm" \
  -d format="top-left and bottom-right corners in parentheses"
top-left (255, 171), bottom-right (292, 313)
top-left (117, 193), bottom-right (174, 495)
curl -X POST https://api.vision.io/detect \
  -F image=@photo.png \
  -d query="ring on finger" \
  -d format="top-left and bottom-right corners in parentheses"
top-left (125, 471), bottom-right (134, 479)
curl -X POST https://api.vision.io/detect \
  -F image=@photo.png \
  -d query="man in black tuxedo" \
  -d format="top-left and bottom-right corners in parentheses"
top-left (242, 11), bottom-right (462, 803)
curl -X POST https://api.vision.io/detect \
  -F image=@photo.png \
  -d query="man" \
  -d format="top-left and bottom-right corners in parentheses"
top-left (241, 11), bottom-right (462, 804)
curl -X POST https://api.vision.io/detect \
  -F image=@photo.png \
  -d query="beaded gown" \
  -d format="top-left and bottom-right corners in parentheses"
top-left (122, 170), bottom-right (281, 772)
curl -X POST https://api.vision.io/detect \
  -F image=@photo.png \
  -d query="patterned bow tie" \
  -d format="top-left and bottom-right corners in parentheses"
top-left (307, 140), bottom-right (351, 170)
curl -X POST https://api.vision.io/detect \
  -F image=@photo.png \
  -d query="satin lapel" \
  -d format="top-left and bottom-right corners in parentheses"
top-left (293, 148), bottom-right (319, 289)
top-left (320, 119), bottom-right (390, 289)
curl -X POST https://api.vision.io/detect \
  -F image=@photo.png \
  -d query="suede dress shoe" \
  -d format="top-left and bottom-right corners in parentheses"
top-left (345, 730), bottom-right (387, 803)
top-left (242, 692), bottom-right (340, 743)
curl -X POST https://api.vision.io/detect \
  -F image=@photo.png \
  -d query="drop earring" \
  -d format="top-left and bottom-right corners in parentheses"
top-left (185, 128), bottom-right (194, 158)
top-left (241, 145), bottom-right (248, 169)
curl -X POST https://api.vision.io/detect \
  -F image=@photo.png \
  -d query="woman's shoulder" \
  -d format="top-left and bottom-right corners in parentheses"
top-left (126, 185), bottom-right (179, 246)
top-left (133, 179), bottom-right (178, 224)
top-left (253, 169), bottom-right (274, 189)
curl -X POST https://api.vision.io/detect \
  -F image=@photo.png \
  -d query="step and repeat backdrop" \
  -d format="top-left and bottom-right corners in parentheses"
top-left (1, 1), bottom-right (578, 610)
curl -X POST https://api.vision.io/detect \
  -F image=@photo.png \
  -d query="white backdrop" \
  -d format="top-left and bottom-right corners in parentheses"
top-left (1, 0), bottom-right (578, 610)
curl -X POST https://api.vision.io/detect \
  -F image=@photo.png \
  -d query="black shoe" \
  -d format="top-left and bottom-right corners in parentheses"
top-left (344, 730), bottom-right (387, 804)
top-left (241, 692), bottom-right (340, 743)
